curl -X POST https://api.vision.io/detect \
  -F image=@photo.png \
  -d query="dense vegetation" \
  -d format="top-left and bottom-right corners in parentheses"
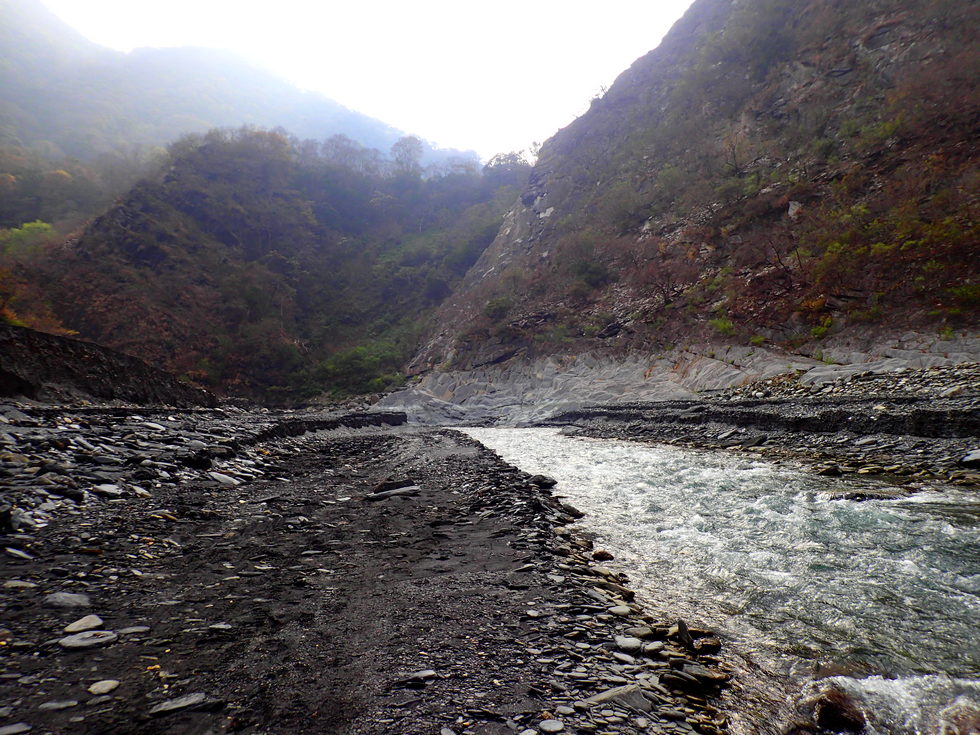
top-left (0, 0), bottom-right (504, 399)
top-left (3, 127), bottom-right (529, 399)
top-left (424, 0), bottom-right (978, 368)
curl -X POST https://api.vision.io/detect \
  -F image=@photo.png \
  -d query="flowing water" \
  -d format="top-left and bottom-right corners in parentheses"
top-left (465, 427), bottom-right (980, 735)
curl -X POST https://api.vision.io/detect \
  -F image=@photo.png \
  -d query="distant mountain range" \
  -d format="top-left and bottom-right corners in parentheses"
top-left (0, 0), bottom-right (476, 163)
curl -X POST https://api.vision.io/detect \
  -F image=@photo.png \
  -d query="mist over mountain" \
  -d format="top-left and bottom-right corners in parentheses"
top-left (0, 0), bottom-right (478, 230)
top-left (1, 0), bottom-right (475, 162)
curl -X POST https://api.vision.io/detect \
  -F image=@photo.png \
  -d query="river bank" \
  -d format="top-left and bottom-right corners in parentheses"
top-left (1, 405), bottom-right (730, 735)
top-left (544, 363), bottom-right (980, 491)
top-left (466, 427), bottom-right (980, 735)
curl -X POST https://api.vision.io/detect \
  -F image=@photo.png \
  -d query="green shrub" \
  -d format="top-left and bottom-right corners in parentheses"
top-left (311, 342), bottom-right (403, 395)
top-left (709, 317), bottom-right (735, 336)
top-left (945, 283), bottom-right (980, 307)
top-left (572, 260), bottom-right (616, 289)
top-left (484, 296), bottom-right (514, 321)
top-left (810, 315), bottom-right (833, 338)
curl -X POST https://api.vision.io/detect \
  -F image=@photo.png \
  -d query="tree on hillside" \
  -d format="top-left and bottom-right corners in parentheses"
top-left (391, 135), bottom-right (423, 178)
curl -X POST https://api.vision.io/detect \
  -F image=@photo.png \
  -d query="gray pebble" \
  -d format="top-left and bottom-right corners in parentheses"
top-left (87, 680), bottom-right (120, 695)
top-left (148, 692), bottom-right (207, 716)
top-left (208, 472), bottom-right (240, 486)
top-left (38, 700), bottom-right (78, 711)
top-left (58, 630), bottom-right (118, 649)
top-left (64, 615), bottom-right (103, 633)
top-left (44, 592), bottom-right (90, 608)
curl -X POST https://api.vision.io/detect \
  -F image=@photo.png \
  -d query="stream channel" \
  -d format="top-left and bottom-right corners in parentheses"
top-left (464, 427), bottom-right (980, 735)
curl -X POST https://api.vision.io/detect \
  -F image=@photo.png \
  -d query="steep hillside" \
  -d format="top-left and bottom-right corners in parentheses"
top-left (13, 128), bottom-right (528, 400)
top-left (412, 0), bottom-right (978, 371)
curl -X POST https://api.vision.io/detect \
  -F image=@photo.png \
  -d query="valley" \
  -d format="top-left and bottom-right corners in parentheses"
top-left (0, 0), bottom-right (977, 732)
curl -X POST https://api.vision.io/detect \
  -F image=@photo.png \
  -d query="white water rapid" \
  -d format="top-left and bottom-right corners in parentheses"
top-left (465, 428), bottom-right (980, 735)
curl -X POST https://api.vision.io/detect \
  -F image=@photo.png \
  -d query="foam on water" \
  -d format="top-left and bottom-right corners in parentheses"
top-left (466, 427), bottom-right (980, 733)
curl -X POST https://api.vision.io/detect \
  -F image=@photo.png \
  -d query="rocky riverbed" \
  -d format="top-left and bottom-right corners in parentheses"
top-left (1, 404), bottom-right (731, 735)
top-left (2, 340), bottom-right (976, 735)
top-left (545, 363), bottom-right (980, 490)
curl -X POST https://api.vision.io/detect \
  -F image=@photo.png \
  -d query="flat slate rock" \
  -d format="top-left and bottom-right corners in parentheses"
top-left (88, 680), bottom-right (120, 695)
top-left (148, 692), bottom-right (208, 716)
top-left (64, 614), bottom-right (103, 633)
top-left (58, 630), bottom-right (118, 649)
top-left (44, 592), bottom-right (90, 608)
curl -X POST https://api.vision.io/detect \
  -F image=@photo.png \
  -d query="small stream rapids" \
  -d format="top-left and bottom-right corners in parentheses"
top-left (465, 428), bottom-right (980, 735)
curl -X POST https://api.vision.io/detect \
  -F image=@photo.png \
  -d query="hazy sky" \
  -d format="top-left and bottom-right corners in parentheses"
top-left (41, 0), bottom-right (695, 159)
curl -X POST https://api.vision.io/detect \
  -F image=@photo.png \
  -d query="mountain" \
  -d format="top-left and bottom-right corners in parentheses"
top-left (0, 0), bottom-right (477, 226)
top-left (0, 0), bottom-right (472, 162)
top-left (411, 0), bottom-right (978, 371)
top-left (4, 0), bottom-right (976, 402)
top-left (7, 128), bottom-right (528, 399)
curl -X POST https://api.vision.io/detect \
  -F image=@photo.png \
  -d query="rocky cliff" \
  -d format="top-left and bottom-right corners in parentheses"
top-left (412, 0), bottom-right (978, 373)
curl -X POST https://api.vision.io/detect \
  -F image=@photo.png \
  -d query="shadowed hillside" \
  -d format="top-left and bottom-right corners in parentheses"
top-left (10, 128), bottom-right (529, 399)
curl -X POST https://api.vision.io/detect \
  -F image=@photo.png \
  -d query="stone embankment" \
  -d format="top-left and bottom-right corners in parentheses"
top-left (382, 333), bottom-right (980, 426)
top-left (1, 404), bottom-right (730, 735)
top-left (547, 363), bottom-right (980, 489)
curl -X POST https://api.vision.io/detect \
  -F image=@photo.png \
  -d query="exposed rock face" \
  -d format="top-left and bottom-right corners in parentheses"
top-left (0, 325), bottom-right (216, 407)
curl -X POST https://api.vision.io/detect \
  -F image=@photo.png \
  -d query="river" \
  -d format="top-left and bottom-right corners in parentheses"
top-left (464, 427), bottom-right (980, 734)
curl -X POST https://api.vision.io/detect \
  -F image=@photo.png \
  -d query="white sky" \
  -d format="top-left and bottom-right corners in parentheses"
top-left (40, 0), bottom-right (694, 160)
